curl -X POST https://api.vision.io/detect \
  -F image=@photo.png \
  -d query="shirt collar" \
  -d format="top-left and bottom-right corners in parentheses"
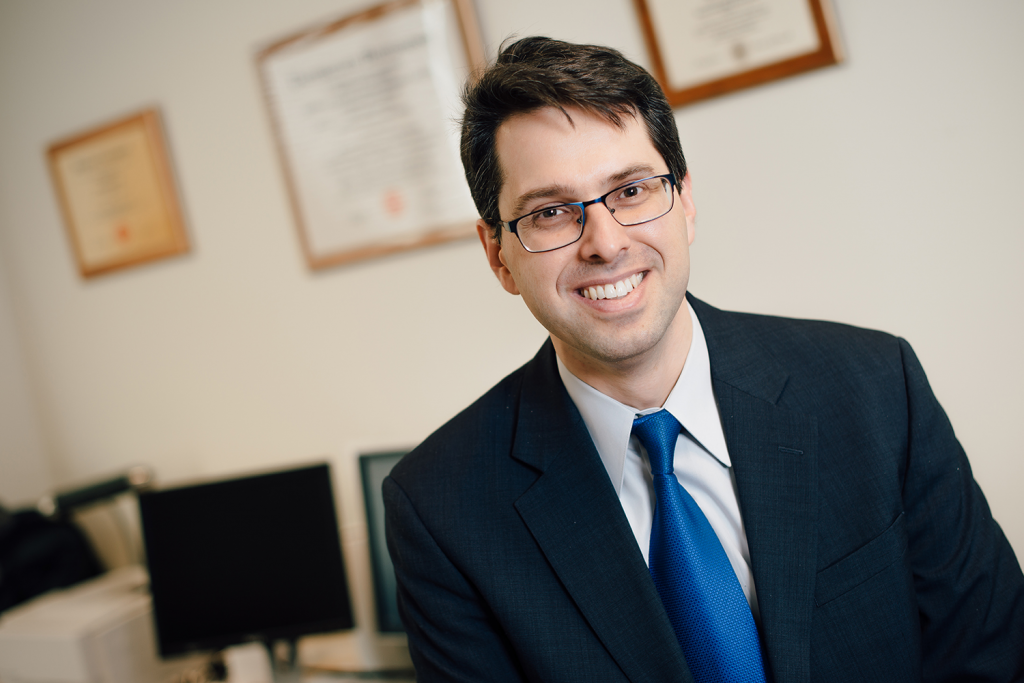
top-left (556, 302), bottom-right (731, 495)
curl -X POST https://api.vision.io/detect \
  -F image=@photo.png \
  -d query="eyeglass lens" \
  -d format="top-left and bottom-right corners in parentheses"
top-left (516, 176), bottom-right (674, 252)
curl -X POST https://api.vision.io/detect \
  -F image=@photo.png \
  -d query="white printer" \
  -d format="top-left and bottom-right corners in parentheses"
top-left (0, 566), bottom-right (205, 683)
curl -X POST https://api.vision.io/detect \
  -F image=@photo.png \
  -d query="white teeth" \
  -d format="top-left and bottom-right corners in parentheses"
top-left (582, 272), bottom-right (644, 300)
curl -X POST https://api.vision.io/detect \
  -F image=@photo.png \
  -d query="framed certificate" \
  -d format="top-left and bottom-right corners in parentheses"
top-left (633, 0), bottom-right (843, 107)
top-left (257, 0), bottom-right (486, 270)
top-left (47, 109), bottom-right (190, 278)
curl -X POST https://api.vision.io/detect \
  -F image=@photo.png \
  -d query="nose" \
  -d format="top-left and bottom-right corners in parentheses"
top-left (577, 201), bottom-right (630, 263)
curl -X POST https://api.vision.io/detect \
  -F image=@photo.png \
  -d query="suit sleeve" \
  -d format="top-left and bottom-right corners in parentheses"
top-left (383, 475), bottom-right (528, 683)
top-left (898, 338), bottom-right (1024, 681)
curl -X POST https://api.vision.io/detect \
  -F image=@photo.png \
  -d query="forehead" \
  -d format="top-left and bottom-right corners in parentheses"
top-left (495, 107), bottom-right (664, 214)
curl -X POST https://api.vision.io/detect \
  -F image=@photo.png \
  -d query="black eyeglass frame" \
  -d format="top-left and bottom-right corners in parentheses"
top-left (497, 172), bottom-right (678, 253)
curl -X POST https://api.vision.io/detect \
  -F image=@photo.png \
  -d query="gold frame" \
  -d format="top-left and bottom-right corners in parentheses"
top-left (257, 0), bottom-right (486, 270)
top-left (634, 0), bottom-right (843, 108)
top-left (47, 109), bottom-right (189, 278)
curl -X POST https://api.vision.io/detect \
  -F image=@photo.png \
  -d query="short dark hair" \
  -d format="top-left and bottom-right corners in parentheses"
top-left (460, 36), bottom-right (687, 240)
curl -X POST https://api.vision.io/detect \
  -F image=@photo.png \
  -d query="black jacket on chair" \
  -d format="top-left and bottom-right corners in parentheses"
top-left (384, 294), bottom-right (1024, 682)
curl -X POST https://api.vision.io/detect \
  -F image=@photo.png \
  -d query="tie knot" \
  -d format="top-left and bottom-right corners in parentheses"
top-left (632, 410), bottom-right (681, 475)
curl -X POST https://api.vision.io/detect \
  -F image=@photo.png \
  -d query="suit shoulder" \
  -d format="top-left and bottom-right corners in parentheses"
top-left (728, 308), bottom-right (899, 354)
top-left (691, 297), bottom-right (916, 404)
top-left (696, 297), bottom-right (904, 365)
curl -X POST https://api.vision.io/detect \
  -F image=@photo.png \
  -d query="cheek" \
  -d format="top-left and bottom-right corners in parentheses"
top-left (519, 266), bottom-right (555, 301)
top-left (656, 216), bottom-right (692, 263)
top-left (516, 256), bottom-right (573, 304)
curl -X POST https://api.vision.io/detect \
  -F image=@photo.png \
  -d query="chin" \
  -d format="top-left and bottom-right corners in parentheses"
top-left (562, 329), bottom-right (664, 366)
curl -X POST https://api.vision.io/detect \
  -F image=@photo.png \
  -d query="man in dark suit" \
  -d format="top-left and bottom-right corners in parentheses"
top-left (383, 37), bottom-right (1024, 682)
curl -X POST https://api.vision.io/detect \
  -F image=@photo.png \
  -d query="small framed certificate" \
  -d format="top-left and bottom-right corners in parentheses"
top-left (633, 0), bottom-right (843, 107)
top-left (47, 109), bottom-right (190, 278)
top-left (257, 0), bottom-right (486, 270)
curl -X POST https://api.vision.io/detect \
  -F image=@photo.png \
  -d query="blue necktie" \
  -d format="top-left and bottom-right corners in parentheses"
top-left (632, 410), bottom-right (767, 683)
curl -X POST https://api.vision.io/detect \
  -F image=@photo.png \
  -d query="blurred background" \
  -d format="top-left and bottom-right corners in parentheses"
top-left (0, 0), bottom-right (1021, 637)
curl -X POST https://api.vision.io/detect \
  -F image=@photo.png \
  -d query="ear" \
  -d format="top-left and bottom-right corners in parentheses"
top-left (678, 172), bottom-right (697, 246)
top-left (477, 219), bottom-right (520, 295)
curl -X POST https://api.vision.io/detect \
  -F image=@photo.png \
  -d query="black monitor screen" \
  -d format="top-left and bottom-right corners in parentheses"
top-left (139, 464), bottom-right (354, 656)
top-left (359, 451), bottom-right (406, 633)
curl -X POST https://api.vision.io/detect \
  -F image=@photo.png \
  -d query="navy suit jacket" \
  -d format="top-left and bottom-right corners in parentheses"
top-left (384, 295), bottom-right (1024, 682)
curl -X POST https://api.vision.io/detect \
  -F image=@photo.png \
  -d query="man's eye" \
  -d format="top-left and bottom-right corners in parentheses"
top-left (523, 205), bottom-right (576, 231)
top-left (618, 185), bottom-right (645, 200)
top-left (529, 205), bottom-right (572, 222)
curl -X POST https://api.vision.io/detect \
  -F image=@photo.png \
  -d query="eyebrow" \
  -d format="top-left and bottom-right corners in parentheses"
top-left (508, 163), bottom-right (659, 219)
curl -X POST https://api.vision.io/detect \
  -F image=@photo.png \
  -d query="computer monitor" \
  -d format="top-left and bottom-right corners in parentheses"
top-left (138, 463), bottom-right (354, 657)
top-left (358, 450), bottom-right (407, 634)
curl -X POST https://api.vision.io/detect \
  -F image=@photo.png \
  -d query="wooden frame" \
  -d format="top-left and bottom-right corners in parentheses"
top-left (47, 109), bottom-right (189, 278)
top-left (257, 0), bottom-right (486, 270)
top-left (634, 0), bottom-right (843, 108)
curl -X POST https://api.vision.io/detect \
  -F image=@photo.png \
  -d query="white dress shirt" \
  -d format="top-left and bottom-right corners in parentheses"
top-left (556, 303), bottom-right (760, 618)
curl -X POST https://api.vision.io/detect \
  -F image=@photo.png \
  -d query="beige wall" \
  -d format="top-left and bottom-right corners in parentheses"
top-left (0, 0), bottom-right (1021, 654)
top-left (0, 255), bottom-right (51, 506)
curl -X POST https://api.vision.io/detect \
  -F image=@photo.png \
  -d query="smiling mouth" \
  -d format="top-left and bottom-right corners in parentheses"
top-left (580, 272), bottom-right (644, 300)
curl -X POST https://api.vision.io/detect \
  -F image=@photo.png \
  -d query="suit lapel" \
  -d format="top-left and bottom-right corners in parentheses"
top-left (511, 342), bottom-right (693, 683)
top-left (692, 296), bottom-right (818, 683)
top-left (509, 297), bottom-right (822, 683)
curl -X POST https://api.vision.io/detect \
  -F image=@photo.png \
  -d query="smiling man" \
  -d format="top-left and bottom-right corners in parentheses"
top-left (383, 37), bottom-right (1023, 683)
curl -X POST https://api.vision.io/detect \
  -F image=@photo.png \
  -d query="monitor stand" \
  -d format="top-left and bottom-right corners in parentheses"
top-left (266, 638), bottom-right (301, 683)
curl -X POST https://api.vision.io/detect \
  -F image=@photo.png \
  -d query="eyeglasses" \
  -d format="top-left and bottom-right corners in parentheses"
top-left (499, 173), bottom-right (677, 253)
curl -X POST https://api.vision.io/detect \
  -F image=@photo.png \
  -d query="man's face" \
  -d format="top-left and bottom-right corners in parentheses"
top-left (479, 106), bottom-right (696, 372)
